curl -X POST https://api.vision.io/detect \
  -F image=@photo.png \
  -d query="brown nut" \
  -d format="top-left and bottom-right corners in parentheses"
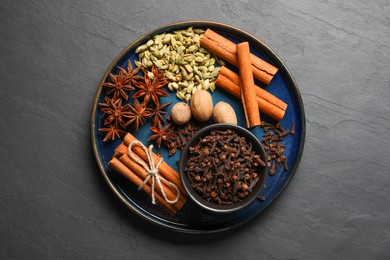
top-left (212, 101), bottom-right (237, 124)
top-left (190, 89), bottom-right (213, 122)
top-left (170, 102), bottom-right (191, 125)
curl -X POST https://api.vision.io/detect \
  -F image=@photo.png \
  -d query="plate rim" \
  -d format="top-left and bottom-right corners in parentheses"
top-left (90, 20), bottom-right (306, 233)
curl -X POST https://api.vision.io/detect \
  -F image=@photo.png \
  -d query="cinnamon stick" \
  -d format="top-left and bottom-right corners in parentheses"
top-left (113, 143), bottom-right (128, 158)
top-left (108, 157), bottom-right (178, 215)
top-left (215, 66), bottom-right (287, 121)
top-left (123, 133), bottom-right (187, 195)
top-left (237, 42), bottom-right (261, 128)
top-left (118, 153), bottom-right (186, 210)
top-left (200, 29), bottom-right (278, 85)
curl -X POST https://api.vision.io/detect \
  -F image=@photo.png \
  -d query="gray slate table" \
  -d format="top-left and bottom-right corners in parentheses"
top-left (1, 1), bottom-right (389, 259)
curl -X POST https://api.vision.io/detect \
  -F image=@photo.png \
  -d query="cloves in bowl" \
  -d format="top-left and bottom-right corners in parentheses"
top-left (179, 124), bottom-right (267, 214)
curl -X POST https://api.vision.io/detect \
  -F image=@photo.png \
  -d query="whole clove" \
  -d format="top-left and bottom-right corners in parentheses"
top-left (260, 120), bottom-right (294, 176)
top-left (156, 118), bottom-right (202, 156)
top-left (184, 129), bottom-right (266, 205)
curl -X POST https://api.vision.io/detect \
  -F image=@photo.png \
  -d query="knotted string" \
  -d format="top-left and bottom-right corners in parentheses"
top-left (128, 141), bottom-right (180, 205)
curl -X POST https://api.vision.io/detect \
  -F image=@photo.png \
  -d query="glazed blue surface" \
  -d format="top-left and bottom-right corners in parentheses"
top-left (91, 21), bottom-right (305, 233)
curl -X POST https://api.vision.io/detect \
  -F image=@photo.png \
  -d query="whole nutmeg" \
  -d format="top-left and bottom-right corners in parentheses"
top-left (170, 102), bottom-right (191, 125)
top-left (213, 101), bottom-right (237, 124)
top-left (190, 89), bottom-right (213, 122)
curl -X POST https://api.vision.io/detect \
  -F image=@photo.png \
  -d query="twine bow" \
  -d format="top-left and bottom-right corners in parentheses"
top-left (128, 141), bottom-right (180, 205)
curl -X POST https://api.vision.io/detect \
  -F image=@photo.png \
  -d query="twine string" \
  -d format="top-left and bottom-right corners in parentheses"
top-left (127, 141), bottom-right (180, 205)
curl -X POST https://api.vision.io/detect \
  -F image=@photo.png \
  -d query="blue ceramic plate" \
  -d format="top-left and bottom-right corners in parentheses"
top-left (91, 21), bottom-right (305, 233)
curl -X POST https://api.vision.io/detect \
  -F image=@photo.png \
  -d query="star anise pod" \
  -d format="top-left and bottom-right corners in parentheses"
top-left (124, 98), bottom-right (152, 131)
top-left (102, 70), bottom-right (134, 100)
top-left (148, 101), bottom-right (172, 128)
top-left (117, 60), bottom-right (143, 84)
top-left (148, 122), bottom-right (175, 148)
top-left (132, 65), bottom-right (169, 106)
top-left (99, 97), bottom-right (131, 128)
top-left (99, 124), bottom-right (127, 142)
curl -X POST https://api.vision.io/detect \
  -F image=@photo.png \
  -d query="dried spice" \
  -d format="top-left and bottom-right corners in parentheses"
top-left (260, 121), bottom-right (295, 175)
top-left (168, 120), bottom-right (202, 156)
top-left (117, 60), bottom-right (143, 84)
top-left (171, 121), bottom-right (201, 152)
top-left (148, 101), bottom-right (172, 128)
top-left (125, 98), bottom-right (152, 131)
top-left (184, 129), bottom-right (265, 205)
top-left (144, 118), bottom-right (203, 156)
top-left (102, 70), bottom-right (134, 101)
top-left (99, 124), bottom-right (127, 142)
top-left (148, 122), bottom-right (175, 148)
top-left (134, 27), bottom-right (223, 101)
top-left (170, 102), bottom-right (191, 125)
top-left (99, 63), bottom-right (175, 142)
top-left (99, 97), bottom-right (131, 128)
top-left (132, 65), bottom-right (169, 106)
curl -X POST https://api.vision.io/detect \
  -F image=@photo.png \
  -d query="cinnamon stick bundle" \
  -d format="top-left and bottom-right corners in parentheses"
top-left (108, 133), bottom-right (188, 215)
top-left (237, 42), bottom-right (261, 128)
top-left (118, 153), bottom-right (186, 210)
top-left (122, 133), bottom-right (187, 195)
top-left (215, 66), bottom-right (287, 121)
top-left (200, 29), bottom-right (278, 85)
top-left (108, 157), bottom-right (179, 215)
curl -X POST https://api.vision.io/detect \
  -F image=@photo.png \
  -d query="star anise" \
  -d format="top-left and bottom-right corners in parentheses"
top-left (117, 60), bottom-right (143, 84)
top-left (99, 97), bottom-right (131, 128)
top-left (132, 65), bottom-right (169, 106)
top-left (148, 122), bottom-right (175, 148)
top-left (124, 98), bottom-right (152, 131)
top-left (148, 101), bottom-right (172, 128)
top-left (99, 124), bottom-right (127, 142)
top-left (102, 70), bottom-right (134, 100)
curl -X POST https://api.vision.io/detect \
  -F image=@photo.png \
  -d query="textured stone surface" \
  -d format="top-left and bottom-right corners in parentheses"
top-left (1, 0), bottom-right (389, 259)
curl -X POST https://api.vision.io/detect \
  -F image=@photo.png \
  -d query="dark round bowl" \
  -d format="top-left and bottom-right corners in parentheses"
top-left (179, 124), bottom-right (268, 214)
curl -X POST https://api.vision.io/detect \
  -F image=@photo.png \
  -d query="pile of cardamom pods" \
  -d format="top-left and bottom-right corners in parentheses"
top-left (134, 27), bottom-right (224, 102)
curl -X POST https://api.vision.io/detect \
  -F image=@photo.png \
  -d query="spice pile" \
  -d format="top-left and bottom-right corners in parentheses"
top-left (184, 129), bottom-right (266, 205)
top-left (169, 121), bottom-right (202, 156)
top-left (135, 27), bottom-right (223, 102)
top-left (98, 62), bottom-right (173, 142)
top-left (260, 121), bottom-right (295, 174)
